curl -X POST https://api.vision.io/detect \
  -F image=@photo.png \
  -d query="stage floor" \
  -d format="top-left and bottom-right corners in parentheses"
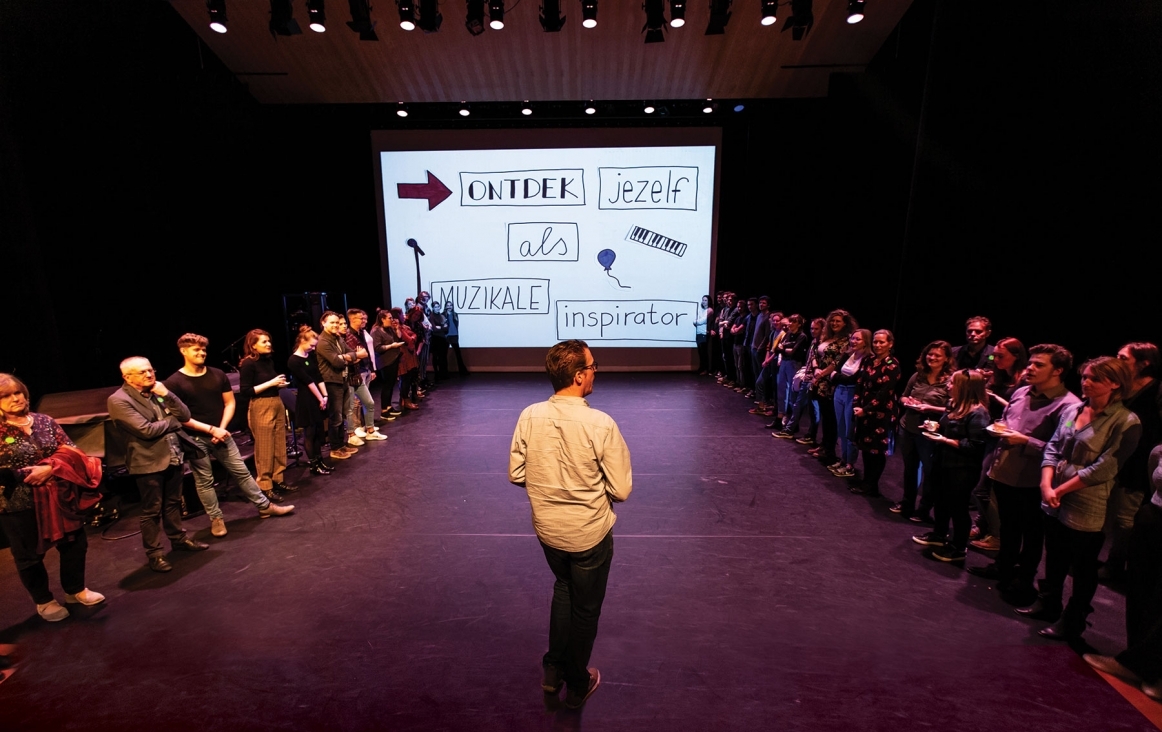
top-left (0, 373), bottom-right (1155, 731)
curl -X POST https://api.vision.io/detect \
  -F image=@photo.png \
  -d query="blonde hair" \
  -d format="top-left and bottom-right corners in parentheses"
top-left (948, 369), bottom-right (988, 420)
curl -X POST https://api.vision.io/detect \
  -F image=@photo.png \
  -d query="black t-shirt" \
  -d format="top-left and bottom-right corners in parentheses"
top-left (287, 353), bottom-right (323, 390)
top-left (164, 368), bottom-right (232, 425)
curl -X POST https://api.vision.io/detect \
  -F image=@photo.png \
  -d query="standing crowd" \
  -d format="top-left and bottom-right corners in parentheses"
top-left (699, 291), bottom-right (1162, 698)
top-left (0, 293), bottom-right (464, 636)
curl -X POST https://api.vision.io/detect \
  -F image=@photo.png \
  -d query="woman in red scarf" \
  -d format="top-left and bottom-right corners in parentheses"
top-left (0, 373), bottom-right (104, 622)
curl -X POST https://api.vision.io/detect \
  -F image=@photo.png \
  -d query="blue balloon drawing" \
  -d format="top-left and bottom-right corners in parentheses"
top-left (598, 248), bottom-right (630, 289)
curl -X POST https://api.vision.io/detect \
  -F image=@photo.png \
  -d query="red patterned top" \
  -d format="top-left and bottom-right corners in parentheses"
top-left (853, 356), bottom-right (901, 454)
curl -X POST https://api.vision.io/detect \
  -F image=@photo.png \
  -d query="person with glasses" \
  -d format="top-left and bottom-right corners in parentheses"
top-left (510, 340), bottom-right (632, 709)
top-left (108, 357), bottom-right (209, 572)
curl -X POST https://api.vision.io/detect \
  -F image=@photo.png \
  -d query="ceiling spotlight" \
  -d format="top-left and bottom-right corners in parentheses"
top-left (782, 0), bottom-right (812, 39)
top-left (585, 102), bottom-right (596, 115)
top-left (705, 0), bottom-right (731, 35)
top-left (540, 0), bottom-right (566, 31)
top-left (669, 0), bottom-right (685, 26)
top-left (465, 0), bottom-right (485, 34)
top-left (703, 99), bottom-right (715, 113)
top-left (643, 103), bottom-right (656, 114)
top-left (733, 103), bottom-right (745, 112)
top-left (581, 0), bottom-right (597, 28)
top-left (417, 0), bottom-right (442, 30)
top-left (397, 103), bottom-right (409, 117)
top-left (522, 102), bottom-right (533, 115)
top-left (269, 0), bottom-right (303, 36)
top-left (397, 0), bottom-right (416, 29)
top-left (348, 0), bottom-right (379, 38)
top-left (846, 0), bottom-right (864, 23)
top-left (459, 103), bottom-right (471, 116)
top-left (207, 0), bottom-right (228, 32)
top-left (643, 0), bottom-right (666, 42)
top-left (308, 0), bottom-right (326, 30)
top-left (489, 0), bottom-right (504, 29)
top-left (760, 0), bottom-right (776, 25)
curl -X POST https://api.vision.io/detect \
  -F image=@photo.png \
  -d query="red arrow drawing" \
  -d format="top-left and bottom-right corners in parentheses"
top-left (397, 171), bottom-right (452, 210)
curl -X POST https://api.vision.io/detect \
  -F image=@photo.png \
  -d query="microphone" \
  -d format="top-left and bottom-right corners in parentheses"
top-left (406, 238), bottom-right (426, 256)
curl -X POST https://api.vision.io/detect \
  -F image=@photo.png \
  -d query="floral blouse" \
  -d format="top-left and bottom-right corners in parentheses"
top-left (853, 355), bottom-right (901, 454)
top-left (0, 413), bottom-right (75, 514)
top-left (812, 338), bottom-right (847, 399)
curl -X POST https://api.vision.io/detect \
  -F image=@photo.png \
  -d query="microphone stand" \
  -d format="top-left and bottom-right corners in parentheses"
top-left (407, 238), bottom-right (425, 299)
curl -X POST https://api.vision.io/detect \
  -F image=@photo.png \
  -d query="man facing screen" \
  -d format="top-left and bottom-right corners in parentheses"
top-left (509, 340), bottom-right (632, 708)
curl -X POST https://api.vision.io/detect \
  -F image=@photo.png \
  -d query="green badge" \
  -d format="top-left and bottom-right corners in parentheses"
top-left (4, 437), bottom-right (14, 444)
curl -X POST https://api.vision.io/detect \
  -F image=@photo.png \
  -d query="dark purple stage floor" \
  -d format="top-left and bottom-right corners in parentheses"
top-left (0, 373), bottom-right (1154, 731)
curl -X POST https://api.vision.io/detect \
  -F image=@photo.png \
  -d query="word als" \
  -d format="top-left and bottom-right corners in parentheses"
top-left (507, 223), bottom-right (580, 261)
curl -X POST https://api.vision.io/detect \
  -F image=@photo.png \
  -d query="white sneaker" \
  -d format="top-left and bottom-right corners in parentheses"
top-left (65, 588), bottom-right (106, 606)
top-left (364, 431), bottom-right (388, 441)
top-left (347, 434), bottom-right (365, 446)
top-left (37, 600), bottom-right (70, 622)
top-left (354, 427), bottom-right (367, 438)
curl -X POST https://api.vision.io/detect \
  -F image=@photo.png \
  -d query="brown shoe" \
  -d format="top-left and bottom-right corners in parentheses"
top-left (329, 447), bottom-right (355, 460)
top-left (259, 503), bottom-right (295, 518)
top-left (1083, 654), bottom-right (1141, 684)
top-left (564, 668), bottom-right (600, 709)
top-left (210, 517), bottom-right (227, 537)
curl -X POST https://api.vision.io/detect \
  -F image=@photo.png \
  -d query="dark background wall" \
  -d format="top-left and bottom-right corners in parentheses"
top-left (2, 0), bottom-right (1159, 401)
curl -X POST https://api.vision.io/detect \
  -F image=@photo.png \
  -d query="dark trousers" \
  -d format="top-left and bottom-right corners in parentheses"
top-left (696, 334), bottom-right (708, 373)
top-left (541, 530), bottom-right (614, 693)
top-left (1041, 514), bottom-right (1104, 610)
top-left (431, 336), bottom-right (449, 380)
top-left (136, 464), bottom-right (187, 557)
top-left (734, 344), bottom-right (752, 389)
top-left (1119, 501), bottom-right (1162, 681)
top-left (933, 464), bottom-right (978, 550)
top-left (721, 340), bottom-right (736, 381)
top-left (324, 382), bottom-right (348, 449)
top-left (898, 430), bottom-right (937, 516)
top-left (377, 361), bottom-right (400, 411)
top-left (448, 336), bottom-right (467, 375)
top-left (400, 368), bottom-right (419, 402)
top-left (301, 410), bottom-right (325, 461)
top-left (815, 394), bottom-right (837, 458)
top-left (0, 510), bottom-right (88, 604)
top-left (862, 451), bottom-right (887, 491)
top-left (993, 479), bottom-right (1044, 585)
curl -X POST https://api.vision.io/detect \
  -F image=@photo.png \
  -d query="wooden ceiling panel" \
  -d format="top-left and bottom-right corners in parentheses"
top-left (170, 0), bottom-right (913, 103)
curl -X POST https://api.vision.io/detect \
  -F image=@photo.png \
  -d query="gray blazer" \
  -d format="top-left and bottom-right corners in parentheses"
top-left (107, 383), bottom-right (194, 475)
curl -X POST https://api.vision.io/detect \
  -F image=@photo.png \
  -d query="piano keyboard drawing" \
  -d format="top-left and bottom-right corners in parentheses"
top-left (625, 225), bottom-right (688, 258)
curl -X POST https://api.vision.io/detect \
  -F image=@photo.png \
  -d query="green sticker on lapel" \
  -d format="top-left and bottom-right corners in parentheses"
top-left (4, 437), bottom-right (14, 444)
top-left (157, 397), bottom-right (165, 403)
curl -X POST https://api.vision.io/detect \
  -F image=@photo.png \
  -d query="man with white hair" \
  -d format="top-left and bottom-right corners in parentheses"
top-left (108, 356), bottom-right (209, 572)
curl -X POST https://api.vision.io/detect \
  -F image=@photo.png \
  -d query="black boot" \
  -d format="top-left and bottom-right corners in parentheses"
top-left (1015, 593), bottom-right (1063, 622)
top-left (309, 459), bottom-right (333, 476)
top-left (1038, 601), bottom-right (1092, 641)
top-left (262, 488), bottom-right (284, 504)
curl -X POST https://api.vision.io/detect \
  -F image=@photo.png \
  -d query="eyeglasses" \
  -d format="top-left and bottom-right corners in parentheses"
top-left (580, 361), bottom-right (599, 373)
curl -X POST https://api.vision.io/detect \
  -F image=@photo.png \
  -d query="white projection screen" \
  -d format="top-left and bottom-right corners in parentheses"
top-left (372, 128), bottom-right (721, 371)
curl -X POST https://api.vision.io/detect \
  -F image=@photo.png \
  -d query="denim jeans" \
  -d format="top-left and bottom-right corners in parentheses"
top-left (833, 384), bottom-right (857, 464)
top-left (541, 530), bottom-right (614, 694)
top-left (348, 372), bottom-right (374, 430)
top-left (324, 382), bottom-right (347, 450)
top-left (776, 359), bottom-right (801, 418)
top-left (188, 433), bottom-right (271, 517)
top-left (784, 381), bottom-right (817, 436)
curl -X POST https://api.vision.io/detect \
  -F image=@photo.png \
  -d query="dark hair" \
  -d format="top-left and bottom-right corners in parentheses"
top-left (177, 333), bottom-right (209, 349)
top-left (240, 329), bottom-right (272, 365)
top-left (347, 308), bottom-right (367, 319)
top-left (546, 340), bottom-right (590, 392)
top-left (1028, 344), bottom-right (1073, 374)
top-left (758, 296), bottom-right (770, 305)
top-left (1082, 356), bottom-right (1133, 401)
top-left (375, 309), bottom-right (393, 327)
top-left (916, 340), bottom-right (954, 376)
top-left (390, 307), bottom-right (404, 322)
top-left (990, 337), bottom-right (1028, 388)
top-left (826, 309), bottom-right (857, 341)
top-left (1122, 342), bottom-right (1160, 379)
top-left (786, 314), bottom-right (804, 328)
top-left (321, 310), bottom-right (342, 326)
